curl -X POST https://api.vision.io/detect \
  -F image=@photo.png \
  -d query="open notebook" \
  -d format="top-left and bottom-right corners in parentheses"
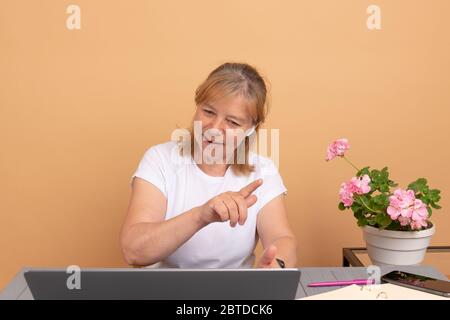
top-left (299, 283), bottom-right (448, 300)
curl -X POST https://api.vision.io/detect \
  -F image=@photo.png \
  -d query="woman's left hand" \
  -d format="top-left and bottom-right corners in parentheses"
top-left (255, 245), bottom-right (280, 268)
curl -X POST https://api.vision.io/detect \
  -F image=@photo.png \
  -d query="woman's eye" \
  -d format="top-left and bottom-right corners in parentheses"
top-left (228, 120), bottom-right (240, 127)
top-left (204, 109), bottom-right (214, 115)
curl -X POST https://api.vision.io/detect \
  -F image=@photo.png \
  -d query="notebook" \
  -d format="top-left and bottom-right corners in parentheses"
top-left (299, 283), bottom-right (448, 300)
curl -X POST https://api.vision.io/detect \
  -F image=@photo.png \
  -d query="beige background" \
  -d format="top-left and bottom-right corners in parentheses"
top-left (1, 0), bottom-right (449, 289)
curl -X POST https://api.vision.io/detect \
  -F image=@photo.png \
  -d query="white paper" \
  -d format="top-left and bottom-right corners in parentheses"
top-left (299, 284), bottom-right (448, 300)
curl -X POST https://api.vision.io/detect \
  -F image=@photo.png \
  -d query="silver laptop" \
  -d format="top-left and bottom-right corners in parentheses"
top-left (24, 268), bottom-right (301, 300)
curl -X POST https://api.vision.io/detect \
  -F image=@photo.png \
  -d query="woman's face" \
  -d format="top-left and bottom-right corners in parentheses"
top-left (193, 95), bottom-right (255, 160)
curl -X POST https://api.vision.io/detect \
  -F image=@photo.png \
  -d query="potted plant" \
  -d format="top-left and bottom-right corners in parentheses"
top-left (326, 138), bottom-right (442, 266)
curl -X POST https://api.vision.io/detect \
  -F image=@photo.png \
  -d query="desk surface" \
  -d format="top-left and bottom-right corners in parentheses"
top-left (1, 265), bottom-right (447, 300)
top-left (343, 246), bottom-right (450, 278)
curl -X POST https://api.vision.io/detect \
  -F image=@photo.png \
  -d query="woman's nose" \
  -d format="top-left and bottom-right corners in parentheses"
top-left (210, 118), bottom-right (227, 132)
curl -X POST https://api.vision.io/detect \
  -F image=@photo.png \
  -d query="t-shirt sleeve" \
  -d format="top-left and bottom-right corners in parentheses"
top-left (130, 146), bottom-right (167, 198)
top-left (254, 159), bottom-right (288, 213)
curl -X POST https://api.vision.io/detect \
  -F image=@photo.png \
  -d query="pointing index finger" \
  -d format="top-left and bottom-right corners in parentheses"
top-left (239, 179), bottom-right (263, 198)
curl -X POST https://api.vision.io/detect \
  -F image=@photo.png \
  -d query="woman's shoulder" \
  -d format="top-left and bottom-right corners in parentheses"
top-left (141, 140), bottom-right (189, 169)
top-left (248, 152), bottom-right (280, 176)
top-left (247, 152), bottom-right (288, 206)
top-left (144, 140), bottom-right (178, 157)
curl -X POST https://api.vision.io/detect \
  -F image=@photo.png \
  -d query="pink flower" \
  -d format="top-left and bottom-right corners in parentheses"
top-left (412, 199), bottom-right (428, 220)
top-left (387, 189), bottom-right (415, 220)
top-left (410, 218), bottom-right (428, 230)
top-left (339, 174), bottom-right (371, 207)
top-left (411, 199), bottom-right (429, 230)
top-left (398, 216), bottom-right (410, 227)
top-left (326, 138), bottom-right (350, 161)
top-left (387, 188), bottom-right (429, 230)
top-left (339, 181), bottom-right (355, 207)
top-left (351, 175), bottom-right (371, 195)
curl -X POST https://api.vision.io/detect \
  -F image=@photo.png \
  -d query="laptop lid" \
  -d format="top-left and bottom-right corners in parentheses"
top-left (24, 268), bottom-right (300, 300)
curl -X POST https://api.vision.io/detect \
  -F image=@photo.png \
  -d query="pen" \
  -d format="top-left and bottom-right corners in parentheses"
top-left (308, 279), bottom-right (375, 287)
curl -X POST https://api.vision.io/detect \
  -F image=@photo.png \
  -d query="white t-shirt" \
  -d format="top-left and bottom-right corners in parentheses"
top-left (130, 141), bottom-right (287, 268)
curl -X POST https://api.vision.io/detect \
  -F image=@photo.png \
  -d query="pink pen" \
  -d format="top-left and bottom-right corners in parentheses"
top-left (308, 279), bottom-right (375, 287)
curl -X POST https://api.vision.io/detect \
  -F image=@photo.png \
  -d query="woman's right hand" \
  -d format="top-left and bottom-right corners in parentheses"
top-left (198, 179), bottom-right (263, 227)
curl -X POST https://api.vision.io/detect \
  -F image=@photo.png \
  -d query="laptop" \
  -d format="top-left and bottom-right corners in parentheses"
top-left (24, 268), bottom-right (301, 300)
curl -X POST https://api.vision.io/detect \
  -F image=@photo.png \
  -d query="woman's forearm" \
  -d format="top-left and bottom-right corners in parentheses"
top-left (271, 236), bottom-right (298, 268)
top-left (121, 206), bottom-right (208, 266)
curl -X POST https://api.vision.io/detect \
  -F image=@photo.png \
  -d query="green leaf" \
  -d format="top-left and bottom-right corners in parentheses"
top-left (420, 195), bottom-right (430, 205)
top-left (388, 180), bottom-right (398, 187)
top-left (408, 178), bottom-right (428, 193)
top-left (351, 202), bottom-right (362, 213)
top-left (427, 206), bottom-right (432, 218)
top-left (430, 203), bottom-right (442, 209)
top-left (428, 189), bottom-right (441, 202)
top-left (367, 216), bottom-right (377, 226)
top-left (338, 202), bottom-right (346, 211)
top-left (353, 209), bottom-right (368, 227)
top-left (353, 208), bottom-right (363, 218)
top-left (353, 197), bottom-right (362, 205)
top-left (386, 220), bottom-right (401, 231)
top-left (357, 166), bottom-right (371, 178)
top-left (376, 213), bottom-right (392, 229)
top-left (357, 218), bottom-right (368, 227)
top-left (371, 170), bottom-right (380, 181)
top-left (372, 194), bottom-right (389, 206)
top-left (380, 167), bottom-right (389, 179)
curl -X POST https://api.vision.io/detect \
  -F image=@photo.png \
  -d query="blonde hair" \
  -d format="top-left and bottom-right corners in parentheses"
top-left (187, 62), bottom-right (269, 176)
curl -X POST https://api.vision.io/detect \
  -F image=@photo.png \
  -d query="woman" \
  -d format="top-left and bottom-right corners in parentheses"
top-left (120, 62), bottom-right (297, 269)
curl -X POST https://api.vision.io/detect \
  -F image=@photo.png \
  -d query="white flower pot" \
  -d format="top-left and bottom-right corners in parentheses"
top-left (361, 224), bottom-right (435, 266)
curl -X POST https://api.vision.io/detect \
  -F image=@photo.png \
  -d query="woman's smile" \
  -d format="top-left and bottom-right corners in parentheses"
top-left (202, 131), bottom-right (225, 145)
